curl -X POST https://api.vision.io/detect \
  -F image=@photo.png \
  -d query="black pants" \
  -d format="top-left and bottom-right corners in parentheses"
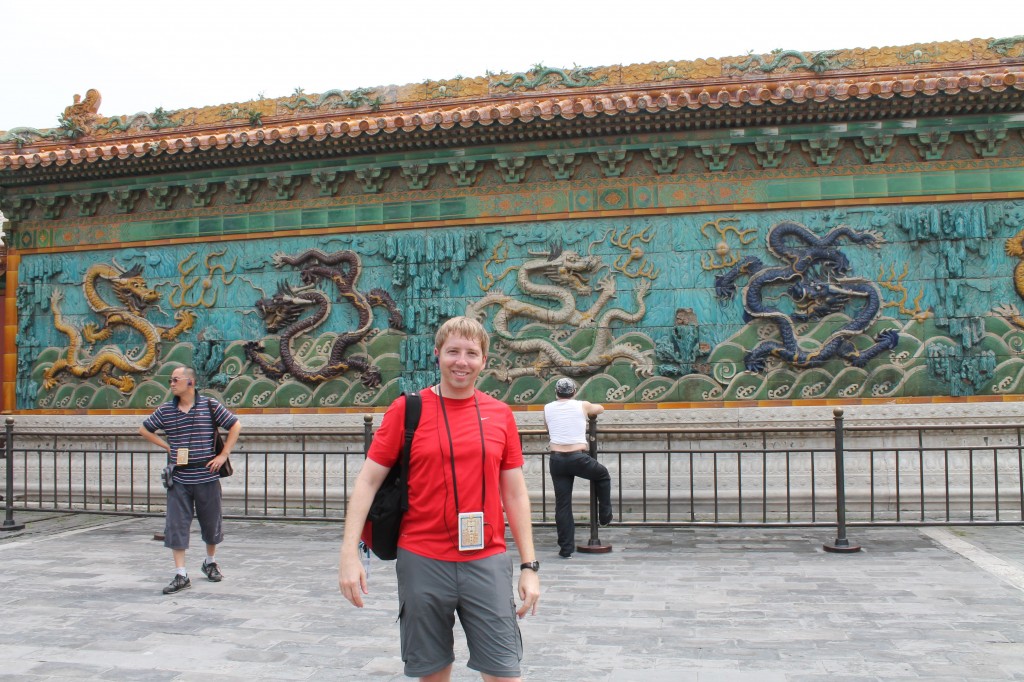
top-left (549, 450), bottom-right (612, 556)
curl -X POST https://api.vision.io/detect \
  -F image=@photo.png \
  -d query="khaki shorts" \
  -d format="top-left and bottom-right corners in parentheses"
top-left (396, 548), bottom-right (522, 678)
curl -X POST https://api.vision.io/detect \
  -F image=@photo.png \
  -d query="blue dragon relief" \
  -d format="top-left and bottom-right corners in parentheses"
top-left (714, 222), bottom-right (900, 372)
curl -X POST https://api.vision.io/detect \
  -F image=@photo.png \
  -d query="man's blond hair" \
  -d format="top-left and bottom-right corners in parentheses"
top-left (434, 316), bottom-right (490, 356)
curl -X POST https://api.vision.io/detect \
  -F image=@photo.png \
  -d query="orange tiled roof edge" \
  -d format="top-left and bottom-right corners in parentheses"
top-left (1, 36), bottom-right (1022, 170)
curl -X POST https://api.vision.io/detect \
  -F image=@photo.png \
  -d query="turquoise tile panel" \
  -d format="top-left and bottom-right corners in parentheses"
top-left (355, 205), bottom-right (383, 224)
top-left (222, 215), bottom-right (249, 234)
top-left (383, 203), bottom-right (411, 223)
top-left (954, 169), bottom-right (990, 193)
top-left (989, 168), bottom-right (1024, 193)
top-left (439, 199), bottom-right (467, 218)
top-left (852, 175), bottom-right (887, 197)
top-left (762, 181), bottom-right (790, 202)
top-left (327, 207), bottom-right (354, 226)
top-left (301, 209), bottom-right (328, 227)
top-left (820, 177), bottom-right (854, 200)
top-left (248, 213), bottom-right (274, 232)
top-left (410, 201), bottom-right (440, 221)
top-left (274, 210), bottom-right (301, 229)
top-left (887, 174), bottom-right (923, 196)
top-left (198, 217), bottom-right (223, 235)
top-left (786, 180), bottom-right (820, 201)
top-left (920, 172), bottom-right (956, 195)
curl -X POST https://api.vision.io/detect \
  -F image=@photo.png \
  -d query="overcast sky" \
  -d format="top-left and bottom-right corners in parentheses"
top-left (0, 0), bottom-right (1019, 132)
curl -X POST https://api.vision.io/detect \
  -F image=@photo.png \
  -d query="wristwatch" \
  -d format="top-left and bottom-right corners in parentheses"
top-left (520, 561), bottom-right (540, 572)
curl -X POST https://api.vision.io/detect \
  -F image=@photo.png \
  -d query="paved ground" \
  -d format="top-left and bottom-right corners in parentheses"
top-left (1, 511), bottom-right (1023, 681)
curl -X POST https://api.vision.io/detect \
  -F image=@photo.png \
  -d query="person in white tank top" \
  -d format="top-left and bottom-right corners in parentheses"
top-left (543, 378), bottom-right (613, 558)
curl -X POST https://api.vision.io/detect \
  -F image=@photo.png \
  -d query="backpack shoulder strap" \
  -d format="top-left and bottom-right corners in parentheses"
top-left (399, 391), bottom-right (422, 511)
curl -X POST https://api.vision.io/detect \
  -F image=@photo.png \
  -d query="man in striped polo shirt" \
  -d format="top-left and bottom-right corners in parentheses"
top-left (139, 366), bottom-right (241, 595)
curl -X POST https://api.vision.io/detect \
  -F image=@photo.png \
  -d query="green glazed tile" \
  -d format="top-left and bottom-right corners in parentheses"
top-left (327, 207), bottom-right (354, 226)
top-left (248, 213), bottom-right (273, 231)
top-left (383, 203), bottom-right (410, 223)
top-left (852, 175), bottom-right (888, 197)
top-left (301, 209), bottom-right (327, 227)
top-left (989, 168), bottom-right (1024, 193)
top-left (439, 199), bottom-right (466, 218)
top-left (920, 172), bottom-right (956, 194)
top-left (355, 205), bottom-right (383, 224)
top-left (786, 180), bottom-right (820, 201)
top-left (820, 177), bottom-right (854, 200)
top-left (222, 215), bottom-right (249, 234)
top-left (274, 210), bottom-right (301, 229)
top-left (954, 169), bottom-right (990, 193)
top-left (410, 201), bottom-right (439, 221)
top-left (887, 174), bottom-right (923, 195)
top-left (198, 217), bottom-right (223, 235)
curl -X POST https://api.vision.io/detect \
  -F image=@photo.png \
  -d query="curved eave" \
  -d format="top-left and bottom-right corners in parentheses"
top-left (1, 68), bottom-right (1022, 175)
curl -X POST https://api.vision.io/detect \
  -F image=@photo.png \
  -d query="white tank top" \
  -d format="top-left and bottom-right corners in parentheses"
top-left (544, 400), bottom-right (587, 446)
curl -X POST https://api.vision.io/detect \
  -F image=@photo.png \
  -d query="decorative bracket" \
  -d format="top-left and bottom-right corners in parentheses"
top-left (907, 131), bottom-right (951, 161)
top-left (38, 196), bottom-right (68, 220)
top-left (593, 150), bottom-right (633, 178)
top-left (355, 167), bottom-right (391, 193)
top-left (71, 192), bottom-right (104, 217)
top-left (0, 197), bottom-right (34, 222)
top-left (643, 146), bottom-right (682, 174)
top-left (147, 185), bottom-right (181, 210)
top-left (854, 134), bottom-right (896, 163)
top-left (447, 160), bottom-right (483, 187)
top-left (694, 143), bottom-right (735, 172)
top-left (310, 170), bottom-right (345, 197)
top-left (494, 155), bottom-right (531, 183)
top-left (400, 162), bottom-right (436, 190)
top-left (965, 127), bottom-right (1007, 157)
top-left (542, 152), bottom-right (582, 180)
top-left (752, 139), bottom-right (791, 169)
top-left (186, 182), bottom-right (219, 207)
top-left (801, 136), bottom-right (843, 165)
top-left (267, 174), bottom-right (303, 201)
top-left (225, 178), bottom-right (260, 204)
top-left (108, 189), bottom-right (142, 214)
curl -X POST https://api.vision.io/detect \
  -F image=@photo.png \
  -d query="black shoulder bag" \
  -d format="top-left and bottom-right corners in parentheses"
top-left (360, 392), bottom-right (422, 560)
top-left (210, 400), bottom-right (233, 478)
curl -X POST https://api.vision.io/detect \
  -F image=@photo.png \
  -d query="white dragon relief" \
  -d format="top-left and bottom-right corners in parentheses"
top-left (465, 244), bottom-right (654, 381)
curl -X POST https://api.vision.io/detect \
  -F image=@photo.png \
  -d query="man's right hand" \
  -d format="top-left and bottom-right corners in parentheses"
top-left (338, 550), bottom-right (368, 608)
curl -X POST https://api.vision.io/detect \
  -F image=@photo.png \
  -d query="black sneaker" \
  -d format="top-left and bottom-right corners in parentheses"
top-left (599, 510), bottom-right (613, 526)
top-left (558, 550), bottom-right (573, 559)
top-left (163, 574), bottom-right (191, 594)
top-left (201, 561), bottom-right (223, 582)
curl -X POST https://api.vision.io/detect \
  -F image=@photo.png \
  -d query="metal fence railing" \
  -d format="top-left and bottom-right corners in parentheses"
top-left (3, 410), bottom-right (1023, 531)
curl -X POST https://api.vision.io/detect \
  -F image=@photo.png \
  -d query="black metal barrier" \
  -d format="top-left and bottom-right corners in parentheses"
top-left (2, 412), bottom-right (1023, 538)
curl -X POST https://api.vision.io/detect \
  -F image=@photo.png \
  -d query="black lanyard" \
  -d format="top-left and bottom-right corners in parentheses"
top-left (436, 387), bottom-right (487, 514)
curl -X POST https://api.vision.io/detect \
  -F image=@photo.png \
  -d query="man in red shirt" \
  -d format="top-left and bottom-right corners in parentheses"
top-left (339, 316), bottom-right (540, 682)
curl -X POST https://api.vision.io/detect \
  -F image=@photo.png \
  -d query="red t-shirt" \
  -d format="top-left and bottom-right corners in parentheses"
top-left (368, 388), bottom-right (524, 562)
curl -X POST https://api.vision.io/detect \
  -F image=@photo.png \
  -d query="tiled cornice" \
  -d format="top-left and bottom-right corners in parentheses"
top-left (1, 57), bottom-right (1022, 176)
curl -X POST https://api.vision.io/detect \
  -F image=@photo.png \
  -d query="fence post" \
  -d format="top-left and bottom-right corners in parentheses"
top-left (577, 414), bottom-right (611, 554)
top-left (2, 417), bottom-right (26, 532)
top-left (824, 407), bottom-right (860, 553)
top-left (363, 415), bottom-right (373, 455)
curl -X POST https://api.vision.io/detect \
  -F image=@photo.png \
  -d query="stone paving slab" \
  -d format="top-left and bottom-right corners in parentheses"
top-left (1, 512), bottom-right (1023, 680)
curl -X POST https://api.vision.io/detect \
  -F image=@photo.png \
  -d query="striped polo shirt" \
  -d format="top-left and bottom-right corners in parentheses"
top-left (143, 393), bottom-right (238, 485)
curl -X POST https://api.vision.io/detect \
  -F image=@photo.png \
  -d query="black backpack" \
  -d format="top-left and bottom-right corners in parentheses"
top-left (360, 392), bottom-right (422, 560)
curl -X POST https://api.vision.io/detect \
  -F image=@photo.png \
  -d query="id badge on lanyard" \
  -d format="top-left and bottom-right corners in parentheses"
top-left (458, 511), bottom-right (485, 552)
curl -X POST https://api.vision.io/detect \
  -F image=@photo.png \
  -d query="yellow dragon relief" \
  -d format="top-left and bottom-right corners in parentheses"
top-left (43, 262), bottom-right (196, 393)
top-left (465, 243), bottom-right (654, 381)
top-left (993, 228), bottom-right (1024, 329)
